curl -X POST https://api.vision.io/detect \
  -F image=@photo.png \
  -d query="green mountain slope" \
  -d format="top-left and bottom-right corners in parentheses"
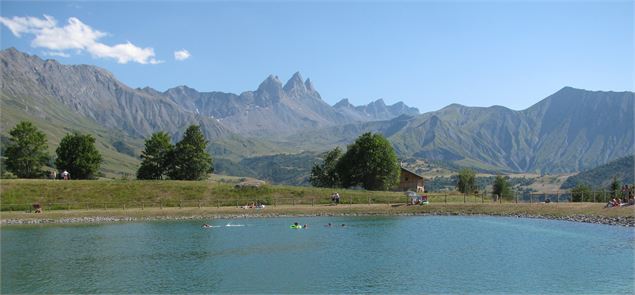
top-left (561, 156), bottom-right (634, 189)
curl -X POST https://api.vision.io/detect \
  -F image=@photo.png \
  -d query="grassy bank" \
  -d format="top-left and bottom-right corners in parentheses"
top-left (1, 179), bottom-right (487, 211)
top-left (1, 179), bottom-right (633, 225)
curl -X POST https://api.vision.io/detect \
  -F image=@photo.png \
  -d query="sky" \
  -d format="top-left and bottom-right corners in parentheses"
top-left (1, 0), bottom-right (633, 113)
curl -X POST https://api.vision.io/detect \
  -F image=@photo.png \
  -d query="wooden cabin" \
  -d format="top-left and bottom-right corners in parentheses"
top-left (398, 167), bottom-right (425, 193)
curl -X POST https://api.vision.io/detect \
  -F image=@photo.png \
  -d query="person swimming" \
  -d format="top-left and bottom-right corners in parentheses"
top-left (201, 223), bottom-right (212, 228)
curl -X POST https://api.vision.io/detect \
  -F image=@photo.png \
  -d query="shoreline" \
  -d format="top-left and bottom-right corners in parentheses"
top-left (2, 204), bottom-right (634, 227)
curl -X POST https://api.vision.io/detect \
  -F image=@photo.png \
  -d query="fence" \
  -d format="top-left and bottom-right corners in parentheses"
top-left (2, 190), bottom-right (625, 212)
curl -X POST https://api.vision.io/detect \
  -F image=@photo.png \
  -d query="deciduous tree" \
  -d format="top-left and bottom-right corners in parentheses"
top-left (55, 133), bottom-right (102, 179)
top-left (4, 121), bottom-right (49, 178)
top-left (336, 132), bottom-right (400, 191)
top-left (457, 168), bottom-right (476, 194)
top-left (492, 174), bottom-right (512, 200)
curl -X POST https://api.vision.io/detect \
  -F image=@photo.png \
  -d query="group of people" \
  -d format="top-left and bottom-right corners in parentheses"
top-left (292, 222), bottom-right (346, 229)
top-left (605, 185), bottom-right (635, 208)
top-left (241, 202), bottom-right (265, 209)
top-left (49, 170), bottom-right (71, 180)
top-left (330, 192), bottom-right (341, 204)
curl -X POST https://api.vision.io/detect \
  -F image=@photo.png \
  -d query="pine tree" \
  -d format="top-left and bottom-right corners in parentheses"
top-left (167, 125), bottom-right (213, 180)
top-left (309, 147), bottom-right (342, 188)
top-left (137, 132), bottom-right (173, 180)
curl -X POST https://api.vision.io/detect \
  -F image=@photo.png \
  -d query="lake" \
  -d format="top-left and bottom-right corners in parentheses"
top-left (2, 216), bottom-right (634, 294)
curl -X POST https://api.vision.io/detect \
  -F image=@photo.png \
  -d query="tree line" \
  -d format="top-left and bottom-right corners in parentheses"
top-left (2, 121), bottom-right (102, 179)
top-left (1, 121), bottom-right (213, 181)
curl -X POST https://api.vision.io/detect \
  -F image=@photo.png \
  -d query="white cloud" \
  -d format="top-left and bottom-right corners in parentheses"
top-left (43, 51), bottom-right (70, 58)
top-left (0, 15), bottom-right (160, 65)
top-left (174, 49), bottom-right (191, 61)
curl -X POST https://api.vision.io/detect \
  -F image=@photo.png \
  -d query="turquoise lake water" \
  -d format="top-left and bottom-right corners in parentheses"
top-left (2, 216), bottom-right (634, 294)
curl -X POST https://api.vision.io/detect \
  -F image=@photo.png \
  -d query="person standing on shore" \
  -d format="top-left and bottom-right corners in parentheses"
top-left (62, 170), bottom-right (70, 180)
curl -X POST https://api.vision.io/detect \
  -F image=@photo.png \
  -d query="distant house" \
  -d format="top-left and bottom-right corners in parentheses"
top-left (398, 167), bottom-right (425, 193)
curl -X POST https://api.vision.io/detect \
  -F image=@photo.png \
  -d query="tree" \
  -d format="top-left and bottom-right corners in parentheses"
top-left (335, 132), bottom-right (400, 191)
top-left (610, 176), bottom-right (621, 197)
top-left (137, 132), bottom-right (173, 180)
top-left (571, 183), bottom-right (592, 202)
top-left (167, 125), bottom-right (213, 180)
top-left (4, 121), bottom-right (50, 178)
top-left (309, 147), bottom-right (342, 188)
top-left (55, 133), bottom-right (102, 179)
top-left (456, 168), bottom-right (476, 194)
top-left (492, 174), bottom-right (512, 201)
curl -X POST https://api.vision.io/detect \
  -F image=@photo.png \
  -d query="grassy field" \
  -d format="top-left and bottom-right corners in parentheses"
top-left (1, 179), bottom-right (633, 224)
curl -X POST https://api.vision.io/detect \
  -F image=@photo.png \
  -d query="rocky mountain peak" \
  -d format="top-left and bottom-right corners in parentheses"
top-left (304, 78), bottom-right (316, 93)
top-left (283, 72), bottom-right (307, 95)
top-left (333, 98), bottom-right (354, 109)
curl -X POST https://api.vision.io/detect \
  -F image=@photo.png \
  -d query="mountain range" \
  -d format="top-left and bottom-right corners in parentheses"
top-left (1, 47), bottom-right (633, 182)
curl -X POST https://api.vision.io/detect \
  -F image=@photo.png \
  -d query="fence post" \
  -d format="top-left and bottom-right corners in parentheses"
top-left (198, 201), bottom-right (201, 209)
top-left (463, 193), bottom-right (466, 203)
top-left (515, 191), bottom-right (518, 204)
top-left (368, 196), bottom-right (371, 205)
top-left (593, 191), bottom-right (596, 203)
top-left (104, 202), bottom-right (107, 210)
top-left (123, 203), bottom-right (126, 210)
top-left (557, 191), bottom-right (560, 203)
top-left (142, 201), bottom-right (144, 210)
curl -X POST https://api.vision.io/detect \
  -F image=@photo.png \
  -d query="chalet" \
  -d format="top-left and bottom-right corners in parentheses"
top-left (398, 167), bottom-right (425, 193)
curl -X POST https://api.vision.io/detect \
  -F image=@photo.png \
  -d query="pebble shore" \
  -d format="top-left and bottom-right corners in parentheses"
top-left (2, 212), bottom-right (633, 227)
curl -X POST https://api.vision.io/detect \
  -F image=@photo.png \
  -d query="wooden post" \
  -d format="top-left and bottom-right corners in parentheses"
top-left (179, 199), bottom-right (182, 209)
top-left (463, 193), bottom-right (466, 203)
top-left (104, 202), bottom-right (107, 210)
top-left (593, 191), bottom-right (596, 203)
top-left (515, 191), bottom-right (518, 204)
top-left (142, 201), bottom-right (144, 210)
top-left (557, 191), bottom-right (560, 203)
top-left (198, 201), bottom-right (201, 209)
top-left (123, 203), bottom-right (126, 210)
top-left (368, 196), bottom-right (371, 205)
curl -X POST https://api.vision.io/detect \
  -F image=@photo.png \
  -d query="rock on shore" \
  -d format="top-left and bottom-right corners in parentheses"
top-left (2, 212), bottom-right (633, 227)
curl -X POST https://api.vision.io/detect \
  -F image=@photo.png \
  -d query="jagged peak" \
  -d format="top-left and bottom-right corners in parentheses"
top-left (257, 74), bottom-right (283, 92)
top-left (305, 78), bottom-right (315, 93)
top-left (283, 71), bottom-right (306, 92)
top-left (334, 98), bottom-right (354, 108)
top-left (370, 98), bottom-right (386, 106)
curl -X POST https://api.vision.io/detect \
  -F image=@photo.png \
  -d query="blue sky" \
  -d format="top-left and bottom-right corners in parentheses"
top-left (1, 1), bottom-right (633, 113)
